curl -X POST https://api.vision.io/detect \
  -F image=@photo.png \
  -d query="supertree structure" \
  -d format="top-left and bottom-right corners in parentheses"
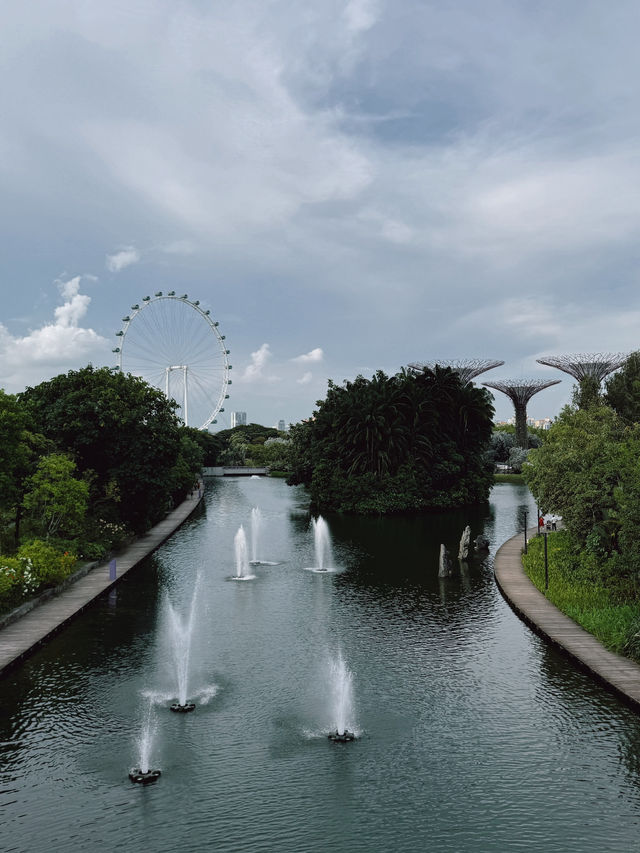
top-left (536, 353), bottom-right (627, 383)
top-left (536, 353), bottom-right (627, 409)
top-left (407, 359), bottom-right (504, 384)
top-left (482, 379), bottom-right (561, 448)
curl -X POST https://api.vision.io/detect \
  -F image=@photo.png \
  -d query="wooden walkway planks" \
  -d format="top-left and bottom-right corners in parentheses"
top-left (0, 489), bottom-right (204, 677)
top-left (495, 529), bottom-right (640, 712)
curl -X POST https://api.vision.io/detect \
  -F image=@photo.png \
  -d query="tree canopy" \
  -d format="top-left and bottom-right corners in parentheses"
top-left (604, 351), bottom-right (640, 424)
top-left (19, 365), bottom-right (196, 533)
top-left (288, 366), bottom-right (495, 514)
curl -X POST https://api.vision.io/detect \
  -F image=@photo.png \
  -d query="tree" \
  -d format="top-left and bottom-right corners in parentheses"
top-left (0, 391), bottom-right (55, 550)
top-left (524, 405), bottom-right (626, 545)
top-left (572, 374), bottom-right (601, 410)
top-left (288, 366), bottom-right (494, 514)
top-left (22, 454), bottom-right (89, 539)
top-left (20, 366), bottom-right (185, 532)
top-left (605, 351), bottom-right (640, 424)
top-left (0, 390), bottom-right (29, 515)
top-left (182, 427), bottom-right (224, 466)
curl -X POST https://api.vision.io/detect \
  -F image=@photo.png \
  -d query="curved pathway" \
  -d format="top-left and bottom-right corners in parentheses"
top-left (0, 487), bottom-right (204, 677)
top-left (495, 529), bottom-right (640, 712)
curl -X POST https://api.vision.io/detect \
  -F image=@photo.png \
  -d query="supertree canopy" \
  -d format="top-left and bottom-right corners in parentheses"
top-left (408, 359), bottom-right (504, 384)
top-left (482, 379), bottom-right (561, 448)
top-left (536, 353), bottom-right (627, 382)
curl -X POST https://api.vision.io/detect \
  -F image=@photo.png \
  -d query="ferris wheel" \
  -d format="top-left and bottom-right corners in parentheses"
top-left (113, 292), bottom-right (231, 429)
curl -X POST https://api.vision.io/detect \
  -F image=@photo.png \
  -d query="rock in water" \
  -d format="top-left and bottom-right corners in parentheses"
top-left (439, 544), bottom-right (453, 578)
top-left (458, 525), bottom-right (471, 560)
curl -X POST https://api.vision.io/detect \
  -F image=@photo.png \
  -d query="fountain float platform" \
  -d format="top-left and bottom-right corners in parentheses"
top-left (170, 701), bottom-right (196, 713)
top-left (328, 730), bottom-right (356, 743)
top-left (129, 768), bottom-right (161, 785)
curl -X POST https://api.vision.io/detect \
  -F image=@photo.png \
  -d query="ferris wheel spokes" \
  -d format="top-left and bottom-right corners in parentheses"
top-left (114, 293), bottom-right (230, 430)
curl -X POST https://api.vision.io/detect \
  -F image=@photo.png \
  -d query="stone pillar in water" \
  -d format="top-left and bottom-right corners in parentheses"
top-left (438, 544), bottom-right (453, 578)
top-left (458, 525), bottom-right (471, 561)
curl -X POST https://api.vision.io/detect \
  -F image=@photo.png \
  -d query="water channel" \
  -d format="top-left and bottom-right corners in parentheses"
top-left (2, 478), bottom-right (640, 851)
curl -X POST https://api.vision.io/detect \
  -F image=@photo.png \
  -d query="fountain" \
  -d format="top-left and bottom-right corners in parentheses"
top-left (306, 516), bottom-right (335, 572)
top-left (231, 525), bottom-right (255, 580)
top-left (250, 507), bottom-right (263, 564)
top-left (249, 507), bottom-right (278, 566)
top-left (130, 697), bottom-right (162, 783)
top-left (327, 650), bottom-right (356, 743)
top-left (165, 579), bottom-right (200, 712)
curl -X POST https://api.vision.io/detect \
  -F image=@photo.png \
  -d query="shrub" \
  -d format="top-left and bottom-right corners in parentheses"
top-left (17, 540), bottom-right (77, 587)
top-left (0, 556), bottom-right (23, 601)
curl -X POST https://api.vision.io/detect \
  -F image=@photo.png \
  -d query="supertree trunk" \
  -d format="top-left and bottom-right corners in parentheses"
top-left (514, 403), bottom-right (528, 449)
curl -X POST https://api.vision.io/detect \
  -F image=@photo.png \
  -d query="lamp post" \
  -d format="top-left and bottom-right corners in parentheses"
top-left (523, 509), bottom-right (528, 554)
top-left (544, 531), bottom-right (549, 591)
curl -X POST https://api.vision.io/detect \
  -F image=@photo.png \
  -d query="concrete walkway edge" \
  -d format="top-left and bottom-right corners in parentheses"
top-left (494, 529), bottom-right (640, 713)
top-left (0, 487), bottom-right (205, 678)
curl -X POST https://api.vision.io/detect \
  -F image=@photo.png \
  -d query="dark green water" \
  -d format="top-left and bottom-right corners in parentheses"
top-left (2, 479), bottom-right (640, 852)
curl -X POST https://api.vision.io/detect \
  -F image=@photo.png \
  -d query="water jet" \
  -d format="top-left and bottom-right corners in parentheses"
top-left (327, 650), bottom-right (357, 741)
top-left (164, 576), bottom-right (201, 709)
top-left (305, 516), bottom-right (335, 572)
top-left (132, 697), bottom-right (161, 782)
top-left (232, 526), bottom-right (256, 580)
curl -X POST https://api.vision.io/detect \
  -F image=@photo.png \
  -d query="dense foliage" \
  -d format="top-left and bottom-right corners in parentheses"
top-left (19, 366), bottom-right (193, 533)
top-left (523, 354), bottom-right (640, 659)
top-left (288, 367), bottom-right (495, 514)
top-left (485, 427), bottom-right (543, 473)
top-left (522, 531), bottom-right (640, 660)
top-left (212, 423), bottom-right (292, 470)
top-left (0, 366), bottom-right (206, 614)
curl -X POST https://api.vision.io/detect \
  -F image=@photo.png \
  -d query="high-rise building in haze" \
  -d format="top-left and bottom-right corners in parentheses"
top-left (278, 419), bottom-right (286, 432)
top-left (231, 411), bottom-right (247, 428)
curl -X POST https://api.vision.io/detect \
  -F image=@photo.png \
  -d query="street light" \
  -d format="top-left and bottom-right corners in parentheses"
top-left (544, 531), bottom-right (549, 591)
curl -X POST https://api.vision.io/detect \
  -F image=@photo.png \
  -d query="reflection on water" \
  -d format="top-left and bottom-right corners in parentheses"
top-left (1, 478), bottom-right (640, 852)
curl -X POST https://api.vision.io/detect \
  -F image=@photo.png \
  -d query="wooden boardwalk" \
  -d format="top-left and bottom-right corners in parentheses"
top-left (495, 530), bottom-right (640, 713)
top-left (0, 489), bottom-right (204, 677)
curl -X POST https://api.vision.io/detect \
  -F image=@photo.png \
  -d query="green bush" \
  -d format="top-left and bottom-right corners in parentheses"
top-left (17, 540), bottom-right (77, 587)
top-left (0, 556), bottom-right (23, 599)
top-left (522, 531), bottom-right (640, 661)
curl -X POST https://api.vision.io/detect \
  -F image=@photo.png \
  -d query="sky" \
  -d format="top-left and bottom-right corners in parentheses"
top-left (1, 0), bottom-right (639, 429)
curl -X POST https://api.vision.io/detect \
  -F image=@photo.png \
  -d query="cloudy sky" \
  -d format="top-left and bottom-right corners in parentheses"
top-left (1, 0), bottom-right (638, 427)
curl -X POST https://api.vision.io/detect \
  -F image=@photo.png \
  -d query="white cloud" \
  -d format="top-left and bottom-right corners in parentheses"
top-left (0, 275), bottom-right (107, 391)
top-left (297, 371), bottom-right (313, 385)
top-left (106, 246), bottom-right (140, 272)
top-left (344, 0), bottom-right (380, 33)
top-left (241, 343), bottom-right (272, 381)
top-left (293, 347), bottom-right (324, 363)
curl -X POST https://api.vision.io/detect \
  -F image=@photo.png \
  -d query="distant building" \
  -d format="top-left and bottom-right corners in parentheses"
top-left (231, 411), bottom-right (247, 428)
top-left (495, 416), bottom-right (552, 430)
top-left (278, 419), bottom-right (286, 432)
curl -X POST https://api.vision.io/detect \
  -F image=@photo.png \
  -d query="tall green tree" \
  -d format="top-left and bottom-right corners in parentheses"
top-left (20, 366), bottom-right (185, 532)
top-left (524, 405), bottom-right (626, 544)
top-left (22, 453), bottom-right (89, 539)
top-left (0, 390), bottom-right (29, 515)
top-left (605, 351), bottom-right (640, 424)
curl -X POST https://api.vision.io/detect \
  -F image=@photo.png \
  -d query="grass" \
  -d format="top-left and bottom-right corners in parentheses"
top-left (494, 473), bottom-right (525, 484)
top-left (522, 531), bottom-right (640, 660)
